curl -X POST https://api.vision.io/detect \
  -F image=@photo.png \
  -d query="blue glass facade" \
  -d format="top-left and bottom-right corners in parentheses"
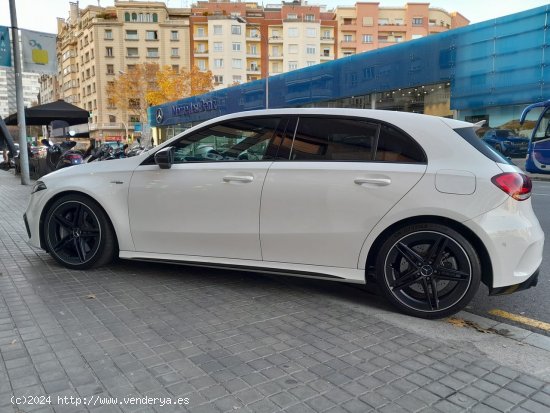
top-left (149, 5), bottom-right (550, 131)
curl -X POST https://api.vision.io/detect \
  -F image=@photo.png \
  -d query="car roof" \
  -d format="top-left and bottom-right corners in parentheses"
top-left (197, 108), bottom-right (473, 131)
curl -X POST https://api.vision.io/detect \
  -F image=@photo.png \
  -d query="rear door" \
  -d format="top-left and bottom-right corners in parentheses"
top-left (260, 116), bottom-right (427, 268)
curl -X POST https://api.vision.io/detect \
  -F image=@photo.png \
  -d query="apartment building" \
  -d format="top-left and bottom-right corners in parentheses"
top-left (335, 2), bottom-right (469, 56)
top-left (48, 1), bottom-right (190, 141)
top-left (190, 0), bottom-right (336, 89)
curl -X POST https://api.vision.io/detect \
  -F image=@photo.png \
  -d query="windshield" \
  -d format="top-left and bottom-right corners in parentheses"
top-left (533, 108), bottom-right (550, 143)
top-left (495, 130), bottom-right (513, 138)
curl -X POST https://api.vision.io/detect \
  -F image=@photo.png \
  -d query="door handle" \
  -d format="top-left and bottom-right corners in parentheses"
top-left (354, 177), bottom-right (391, 186)
top-left (223, 175), bottom-right (254, 183)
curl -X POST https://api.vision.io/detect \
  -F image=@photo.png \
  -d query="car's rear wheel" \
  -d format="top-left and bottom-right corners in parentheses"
top-left (375, 223), bottom-right (481, 319)
top-left (43, 194), bottom-right (116, 270)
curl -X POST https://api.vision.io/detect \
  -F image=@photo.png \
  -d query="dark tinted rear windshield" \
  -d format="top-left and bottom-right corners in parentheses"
top-left (454, 127), bottom-right (513, 165)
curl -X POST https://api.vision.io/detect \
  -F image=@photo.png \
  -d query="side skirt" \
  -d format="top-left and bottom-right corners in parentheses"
top-left (118, 251), bottom-right (367, 284)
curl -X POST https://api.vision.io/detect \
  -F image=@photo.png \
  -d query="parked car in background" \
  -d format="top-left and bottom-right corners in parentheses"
top-left (24, 109), bottom-right (543, 319)
top-left (482, 129), bottom-right (529, 157)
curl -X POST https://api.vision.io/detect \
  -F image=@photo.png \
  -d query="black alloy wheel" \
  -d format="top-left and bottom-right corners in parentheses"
top-left (44, 195), bottom-right (116, 269)
top-left (375, 223), bottom-right (481, 319)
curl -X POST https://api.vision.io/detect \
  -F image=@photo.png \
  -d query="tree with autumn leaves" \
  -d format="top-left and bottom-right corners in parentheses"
top-left (106, 63), bottom-right (214, 122)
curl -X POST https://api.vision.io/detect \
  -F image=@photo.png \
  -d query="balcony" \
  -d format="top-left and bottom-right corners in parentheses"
top-left (320, 36), bottom-right (334, 43)
top-left (247, 66), bottom-right (261, 74)
top-left (194, 49), bottom-right (209, 57)
top-left (246, 34), bottom-right (261, 41)
top-left (269, 54), bottom-right (283, 60)
top-left (246, 52), bottom-right (260, 58)
top-left (268, 36), bottom-right (283, 43)
top-left (320, 54), bottom-right (333, 61)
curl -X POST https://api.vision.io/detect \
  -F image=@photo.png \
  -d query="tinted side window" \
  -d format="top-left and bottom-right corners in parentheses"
top-left (171, 117), bottom-right (280, 163)
top-left (375, 124), bottom-right (426, 163)
top-left (291, 117), bottom-right (378, 161)
top-left (454, 127), bottom-right (512, 165)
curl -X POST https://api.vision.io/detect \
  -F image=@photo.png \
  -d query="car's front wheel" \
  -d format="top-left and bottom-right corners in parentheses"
top-left (375, 223), bottom-right (481, 319)
top-left (43, 194), bottom-right (116, 270)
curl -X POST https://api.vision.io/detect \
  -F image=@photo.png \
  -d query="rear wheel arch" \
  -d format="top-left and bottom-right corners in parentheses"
top-left (39, 191), bottom-right (119, 254)
top-left (365, 215), bottom-right (493, 290)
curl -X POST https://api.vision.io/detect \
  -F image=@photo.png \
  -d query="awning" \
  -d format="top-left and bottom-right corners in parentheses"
top-left (4, 99), bottom-right (89, 126)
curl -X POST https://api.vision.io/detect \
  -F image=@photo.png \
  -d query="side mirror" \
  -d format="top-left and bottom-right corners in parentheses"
top-left (154, 146), bottom-right (175, 169)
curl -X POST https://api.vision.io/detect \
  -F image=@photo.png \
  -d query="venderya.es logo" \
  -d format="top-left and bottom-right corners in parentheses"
top-left (155, 108), bottom-right (164, 124)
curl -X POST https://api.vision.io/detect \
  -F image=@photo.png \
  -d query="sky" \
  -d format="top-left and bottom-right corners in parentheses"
top-left (0, 0), bottom-right (548, 34)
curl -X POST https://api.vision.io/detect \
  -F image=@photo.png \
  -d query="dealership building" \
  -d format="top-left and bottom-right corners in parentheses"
top-left (149, 5), bottom-right (550, 142)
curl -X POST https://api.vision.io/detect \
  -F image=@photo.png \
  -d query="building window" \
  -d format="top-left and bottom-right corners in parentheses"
top-left (287, 13), bottom-right (298, 20)
top-left (395, 36), bottom-right (403, 42)
top-left (378, 36), bottom-right (388, 43)
top-left (213, 75), bottom-right (223, 84)
top-left (249, 29), bottom-right (259, 38)
top-left (213, 42), bottom-right (223, 52)
top-left (362, 16), bottom-right (373, 26)
top-left (288, 61), bottom-right (298, 70)
top-left (272, 62), bottom-right (280, 73)
top-left (232, 59), bottom-right (242, 69)
top-left (249, 44), bottom-right (258, 55)
top-left (322, 48), bottom-right (330, 57)
top-left (306, 61), bottom-right (315, 66)
top-left (306, 45), bottom-right (315, 54)
top-left (197, 60), bottom-right (206, 71)
top-left (127, 47), bottom-right (138, 57)
top-left (412, 34), bottom-right (423, 39)
top-left (305, 14), bottom-right (314, 22)
top-left (429, 19), bottom-right (437, 26)
top-left (213, 25), bottom-right (222, 35)
top-left (395, 18), bottom-right (404, 25)
top-left (171, 48), bottom-right (179, 57)
top-left (232, 42), bottom-right (241, 52)
top-left (288, 44), bottom-right (298, 54)
top-left (288, 27), bottom-right (298, 37)
top-left (362, 34), bottom-right (373, 43)
top-left (271, 29), bottom-right (280, 38)
top-left (146, 30), bottom-right (158, 40)
top-left (106, 47), bottom-right (113, 57)
top-left (196, 43), bottom-right (206, 53)
top-left (232, 75), bottom-right (241, 83)
top-left (306, 28), bottom-right (316, 37)
top-left (126, 30), bottom-right (138, 40)
top-left (125, 12), bottom-right (130, 22)
top-left (172, 65), bottom-right (179, 72)
top-left (104, 29), bottom-right (112, 40)
top-left (412, 17), bottom-right (423, 26)
top-left (131, 13), bottom-right (137, 21)
top-left (147, 48), bottom-right (159, 58)
top-left (378, 18), bottom-right (389, 26)
top-left (271, 45), bottom-right (280, 56)
top-left (214, 59), bottom-right (223, 68)
top-left (322, 29), bottom-right (331, 39)
top-left (153, 13), bottom-right (158, 22)
top-left (344, 34), bottom-right (353, 42)
top-left (170, 30), bottom-right (179, 40)
top-left (231, 25), bottom-right (241, 35)
top-left (343, 18), bottom-right (353, 25)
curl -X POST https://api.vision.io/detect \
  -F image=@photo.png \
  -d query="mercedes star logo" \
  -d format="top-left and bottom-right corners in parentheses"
top-left (155, 108), bottom-right (164, 124)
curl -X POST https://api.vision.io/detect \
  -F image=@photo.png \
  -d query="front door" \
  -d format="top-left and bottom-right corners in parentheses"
top-left (128, 116), bottom-right (282, 260)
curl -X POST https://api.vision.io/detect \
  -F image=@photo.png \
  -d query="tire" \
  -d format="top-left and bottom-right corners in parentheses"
top-left (43, 194), bottom-right (117, 270)
top-left (375, 222), bottom-right (481, 319)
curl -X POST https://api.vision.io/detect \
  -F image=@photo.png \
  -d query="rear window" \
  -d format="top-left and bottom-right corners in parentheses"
top-left (454, 127), bottom-right (512, 165)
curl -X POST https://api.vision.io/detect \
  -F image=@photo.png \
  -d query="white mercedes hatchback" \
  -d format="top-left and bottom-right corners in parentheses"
top-left (24, 109), bottom-right (544, 318)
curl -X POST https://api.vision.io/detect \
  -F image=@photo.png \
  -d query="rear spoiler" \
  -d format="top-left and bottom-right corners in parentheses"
top-left (520, 100), bottom-right (550, 125)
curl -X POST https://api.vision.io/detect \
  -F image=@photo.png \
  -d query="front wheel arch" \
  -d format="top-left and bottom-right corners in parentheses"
top-left (365, 215), bottom-right (493, 290)
top-left (39, 191), bottom-right (119, 254)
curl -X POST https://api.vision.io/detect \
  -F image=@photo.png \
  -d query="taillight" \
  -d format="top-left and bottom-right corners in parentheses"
top-left (491, 172), bottom-right (532, 201)
top-left (66, 154), bottom-right (81, 160)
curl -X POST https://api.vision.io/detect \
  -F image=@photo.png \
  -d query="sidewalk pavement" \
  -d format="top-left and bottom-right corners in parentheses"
top-left (1, 168), bottom-right (550, 413)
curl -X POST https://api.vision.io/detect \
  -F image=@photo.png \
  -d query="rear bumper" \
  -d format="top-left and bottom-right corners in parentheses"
top-left (489, 267), bottom-right (539, 296)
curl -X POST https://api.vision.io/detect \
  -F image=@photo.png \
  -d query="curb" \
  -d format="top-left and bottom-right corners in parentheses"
top-left (460, 310), bottom-right (550, 352)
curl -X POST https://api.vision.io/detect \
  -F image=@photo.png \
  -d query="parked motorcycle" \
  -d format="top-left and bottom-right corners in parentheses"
top-left (86, 143), bottom-right (128, 162)
top-left (41, 139), bottom-right (84, 172)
